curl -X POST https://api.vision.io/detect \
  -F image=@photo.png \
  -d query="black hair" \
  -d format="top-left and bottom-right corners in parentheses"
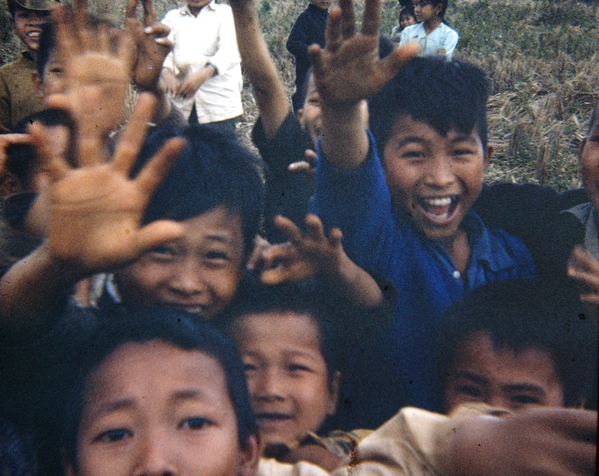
top-left (221, 278), bottom-right (339, 389)
top-left (369, 57), bottom-right (490, 152)
top-left (435, 279), bottom-right (598, 408)
top-left (62, 306), bottom-right (257, 469)
top-left (36, 20), bottom-right (55, 78)
top-left (399, 4), bottom-right (416, 23)
top-left (133, 124), bottom-right (265, 260)
top-left (0, 418), bottom-right (37, 476)
top-left (7, 109), bottom-right (73, 188)
top-left (415, 0), bottom-right (449, 20)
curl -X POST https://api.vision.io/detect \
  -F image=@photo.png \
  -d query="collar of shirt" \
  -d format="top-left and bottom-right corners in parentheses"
top-left (180, 0), bottom-right (216, 17)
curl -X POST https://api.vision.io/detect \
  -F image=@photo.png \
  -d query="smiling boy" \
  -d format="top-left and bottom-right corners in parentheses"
top-left (0, 0), bottom-right (57, 132)
top-left (309, 0), bottom-right (536, 424)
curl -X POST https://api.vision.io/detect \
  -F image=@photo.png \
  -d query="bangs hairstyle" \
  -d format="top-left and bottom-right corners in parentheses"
top-left (62, 307), bottom-right (257, 468)
top-left (133, 124), bottom-right (265, 259)
top-left (221, 278), bottom-right (339, 389)
top-left (435, 279), bottom-right (598, 408)
top-left (369, 57), bottom-right (490, 152)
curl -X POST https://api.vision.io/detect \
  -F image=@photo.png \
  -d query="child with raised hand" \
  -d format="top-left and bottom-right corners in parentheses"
top-left (399, 0), bottom-right (458, 59)
top-left (308, 0), bottom-right (535, 423)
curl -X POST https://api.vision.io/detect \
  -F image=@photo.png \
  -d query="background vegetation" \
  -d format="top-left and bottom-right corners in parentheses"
top-left (1, 0), bottom-right (598, 190)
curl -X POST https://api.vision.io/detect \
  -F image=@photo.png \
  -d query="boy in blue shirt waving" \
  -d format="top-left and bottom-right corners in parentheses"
top-left (309, 0), bottom-right (536, 427)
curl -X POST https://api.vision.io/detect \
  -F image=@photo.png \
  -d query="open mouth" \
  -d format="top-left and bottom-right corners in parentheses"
top-left (255, 413), bottom-right (292, 424)
top-left (416, 195), bottom-right (460, 225)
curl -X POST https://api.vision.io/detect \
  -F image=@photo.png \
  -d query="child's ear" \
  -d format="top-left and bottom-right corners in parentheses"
top-left (239, 432), bottom-right (263, 476)
top-left (484, 144), bottom-right (494, 169)
top-left (578, 137), bottom-right (588, 160)
top-left (32, 72), bottom-right (44, 98)
top-left (326, 370), bottom-right (341, 416)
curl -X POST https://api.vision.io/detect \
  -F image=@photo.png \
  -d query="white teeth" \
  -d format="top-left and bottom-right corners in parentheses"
top-left (424, 197), bottom-right (452, 206)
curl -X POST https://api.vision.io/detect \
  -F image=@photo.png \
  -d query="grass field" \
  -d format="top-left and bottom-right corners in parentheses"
top-left (1, 0), bottom-right (598, 189)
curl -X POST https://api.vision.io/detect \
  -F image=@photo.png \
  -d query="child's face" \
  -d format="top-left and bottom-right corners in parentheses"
top-left (232, 311), bottom-right (339, 446)
top-left (34, 50), bottom-right (67, 101)
top-left (67, 341), bottom-right (259, 476)
top-left (382, 115), bottom-right (492, 245)
top-left (400, 14), bottom-right (416, 29)
top-left (579, 116), bottom-right (599, 212)
top-left (444, 332), bottom-right (565, 413)
top-left (311, 0), bottom-right (332, 10)
top-left (13, 8), bottom-right (50, 53)
top-left (116, 207), bottom-right (245, 319)
top-left (298, 75), bottom-right (368, 149)
top-left (413, 1), bottom-right (442, 23)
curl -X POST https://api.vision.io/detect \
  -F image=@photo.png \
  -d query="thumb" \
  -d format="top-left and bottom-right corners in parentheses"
top-left (135, 220), bottom-right (185, 252)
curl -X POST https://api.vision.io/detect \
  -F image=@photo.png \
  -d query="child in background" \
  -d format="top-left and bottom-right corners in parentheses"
top-left (59, 307), bottom-right (329, 476)
top-left (390, 4), bottom-right (416, 44)
top-left (287, 0), bottom-right (331, 113)
top-left (160, 0), bottom-right (243, 130)
top-left (309, 0), bottom-right (535, 424)
top-left (399, 0), bottom-right (458, 59)
top-left (436, 280), bottom-right (597, 413)
top-left (0, 0), bottom-right (57, 133)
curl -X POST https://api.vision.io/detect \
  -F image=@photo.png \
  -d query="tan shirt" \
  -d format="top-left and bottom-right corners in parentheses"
top-left (257, 458), bottom-right (331, 476)
top-left (0, 52), bottom-right (45, 133)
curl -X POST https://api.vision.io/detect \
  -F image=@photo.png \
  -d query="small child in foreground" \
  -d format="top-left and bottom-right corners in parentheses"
top-left (59, 307), bottom-right (329, 476)
top-left (224, 280), bottom-right (379, 470)
top-left (436, 279), bottom-right (597, 413)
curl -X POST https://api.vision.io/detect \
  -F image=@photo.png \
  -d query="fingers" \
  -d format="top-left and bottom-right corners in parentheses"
top-left (135, 136), bottom-right (186, 196)
top-left (274, 215), bottom-right (304, 245)
top-left (112, 93), bottom-right (157, 174)
top-left (288, 161), bottom-right (312, 172)
top-left (359, 0), bottom-right (380, 37)
top-left (141, 0), bottom-right (157, 26)
top-left (379, 42), bottom-right (419, 81)
top-left (338, 0), bottom-right (356, 39)
top-left (325, 6), bottom-right (343, 52)
top-left (305, 214), bottom-right (326, 240)
top-left (54, 5), bottom-right (79, 64)
top-left (125, 0), bottom-right (140, 19)
top-left (568, 245), bottom-right (599, 274)
top-left (246, 235), bottom-right (271, 271)
top-left (28, 122), bottom-right (71, 181)
top-left (0, 133), bottom-right (31, 174)
top-left (135, 220), bottom-right (185, 253)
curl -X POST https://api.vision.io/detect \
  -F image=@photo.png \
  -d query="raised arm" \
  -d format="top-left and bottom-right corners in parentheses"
top-left (230, 0), bottom-right (289, 137)
top-left (309, 0), bottom-right (417, 170)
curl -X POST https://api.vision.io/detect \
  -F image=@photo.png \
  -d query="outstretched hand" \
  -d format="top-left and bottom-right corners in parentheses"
top-left (47, 0), bottom-right (135, 163)
top-left (126, 0), bottom-right (174, 92)
top-left (258, 214), bottom-right (345, 284)
top-left (30, 94), bottom-right (186, 277)
top-left (308, 0), bottom-right (418, 109)
top-left (568, 245), bottom-right (599, 309)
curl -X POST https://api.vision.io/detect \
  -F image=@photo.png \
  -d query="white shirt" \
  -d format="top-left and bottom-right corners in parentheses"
top-left (399, 22), bottom-right (459, 60)
top-left (162, 1), bottom-right (243, 123)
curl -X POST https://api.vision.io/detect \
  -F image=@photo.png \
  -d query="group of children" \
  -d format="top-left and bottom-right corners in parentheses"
top-left (0, 0), bottom-right (597, 475)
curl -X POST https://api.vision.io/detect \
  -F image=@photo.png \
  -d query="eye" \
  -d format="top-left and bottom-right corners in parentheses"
top-left (511, 394), bottom-right (541, 405)
top-left (146, 245), bottom-right (177, 261)
top-left (456, 385), bottom-right (483, 398)
top-left (180, 417), bottom-right (211, 430)
top-left (94, 428), bottom-right (132, 443)
top-left (401, 150), bottom-right (426, 160)
top-left (48, 66), bottom-right (64, 75)
top-left (243, 362), bottom-right (258, 372)
top-left (288, 363), bottom-right (311, 373)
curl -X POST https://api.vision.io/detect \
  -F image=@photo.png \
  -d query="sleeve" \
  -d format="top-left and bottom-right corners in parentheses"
top-left (398, 25), bottom-right (413, 48)
top-left (0, 71), bottom-right (12, 133)
top-left (311, 131), bottom-right (404, 271)
top-left (332, 406), bottom-right (512, 476)
top-left (286, 13), bottom-right (312, 62)
top-left (161, 11), bottom-right (177, 73)
top-left (207, 5), bottom-right (241, 75)
top-left (442, 27), bottom-right (459, 59)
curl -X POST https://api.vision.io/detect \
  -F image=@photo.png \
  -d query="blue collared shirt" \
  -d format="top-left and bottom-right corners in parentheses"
top-left (312, 132), bottom-right (536, 424)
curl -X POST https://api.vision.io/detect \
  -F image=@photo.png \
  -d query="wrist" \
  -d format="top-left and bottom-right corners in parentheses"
top-left (205, 63), bottom-right (217, 77)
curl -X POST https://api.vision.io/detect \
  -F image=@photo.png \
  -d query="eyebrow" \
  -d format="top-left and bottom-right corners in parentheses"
top-left (395, 136), bottom-right (427, 148)
top-left (453, 371), bottom-right (488, 385)
top-left (503, 384), bottom-right (545, 395)
top-left (205, 233), bottom-right (235, 244)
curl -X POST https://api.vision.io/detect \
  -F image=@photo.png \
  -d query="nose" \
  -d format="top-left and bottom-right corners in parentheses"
top-left (135, 431), bottom-right (176, 476)
top-left (168, 258), bottom-right (204, 297)
top-left (254, 368), bottom-right (285, 402)
top-left (424, 156), bottom-right (456, 189)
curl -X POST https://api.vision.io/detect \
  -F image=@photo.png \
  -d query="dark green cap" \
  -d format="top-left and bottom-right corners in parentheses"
top-left (7, 0), bottom-right (59, 12)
